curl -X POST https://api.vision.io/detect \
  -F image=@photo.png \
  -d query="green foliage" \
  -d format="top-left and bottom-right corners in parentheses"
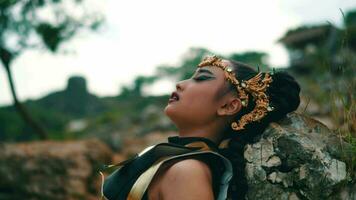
top-left (0, 81), bottom-right (174, 141)
top-left (35, 23), bottom-right (65, 52)
top-left (228, 51), bottom-right (270, 71)
top-left (155, 47), bottom-right (214, 81)
top-left (0, 108), bottom-right (25, 141)
top-left (0, 0), bottom-right (104, 139)
top-left (0, 0), bottom-right (103, 54)
top-left (345, 24), bottom-right (356, 51)
top-left (118, 75), bottom-right (158, 97)
top-left (344, 9), bottom-right (356, 26)
top-left (133, 75), bottom-right (158, 95)
top-left (346, 134), bottom-right (356, 176)
top-left (0, 101), bottom-right (70, 141)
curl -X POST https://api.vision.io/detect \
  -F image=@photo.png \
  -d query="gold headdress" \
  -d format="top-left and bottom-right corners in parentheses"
top-left (197, 55), bottom-right (274, 131)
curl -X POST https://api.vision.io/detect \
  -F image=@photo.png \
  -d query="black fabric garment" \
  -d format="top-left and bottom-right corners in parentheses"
top-left (142, 149), bottom-right (225, 200)
top-left (167, 136), bottom-right (219, 150)
top-left (103, 136), bottom-right (226, 200)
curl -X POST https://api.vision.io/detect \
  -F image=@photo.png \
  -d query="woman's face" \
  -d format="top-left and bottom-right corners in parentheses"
top-left (164, 61), bottom-right (235, 129)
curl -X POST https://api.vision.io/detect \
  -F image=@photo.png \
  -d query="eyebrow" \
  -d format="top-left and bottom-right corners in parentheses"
top-left (196, 68), bottom-right (214, 75)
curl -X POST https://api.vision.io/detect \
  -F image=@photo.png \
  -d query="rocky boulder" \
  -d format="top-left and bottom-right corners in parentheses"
top-left (0, 139), bottom-right (113, 200)
top-left (244, 112), bottom-right (355, 200)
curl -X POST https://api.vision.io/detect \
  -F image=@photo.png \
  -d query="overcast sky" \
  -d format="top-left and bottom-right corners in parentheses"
top-left (0, 0), bottom-right (355, 106)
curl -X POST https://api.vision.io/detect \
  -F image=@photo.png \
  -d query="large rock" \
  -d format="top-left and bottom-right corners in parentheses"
top-left (0, 139), bottom-right (112, 200)
top-left (244, 112), bottom-right (355, 200)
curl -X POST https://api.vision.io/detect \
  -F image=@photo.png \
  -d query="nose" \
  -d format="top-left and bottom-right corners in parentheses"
top-left (176, 81), bottom-right (182, 91)
top-left (175, 80), bottom-right (186, 91)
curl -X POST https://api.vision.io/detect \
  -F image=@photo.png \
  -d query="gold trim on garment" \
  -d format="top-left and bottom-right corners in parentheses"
top-left (126, 141), bottom-right (214, 200)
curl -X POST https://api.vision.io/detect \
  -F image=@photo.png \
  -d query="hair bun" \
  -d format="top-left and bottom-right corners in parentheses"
top-left (267, 71), bottom-right (301, 120)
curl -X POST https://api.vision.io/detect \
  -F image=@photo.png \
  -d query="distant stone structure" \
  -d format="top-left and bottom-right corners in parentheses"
top-left (278, 24), bottom-right (340, 74)
top-left (66, 76), bottom-right (89, 95)
top-left (37, 75), bottom-right (107, 118)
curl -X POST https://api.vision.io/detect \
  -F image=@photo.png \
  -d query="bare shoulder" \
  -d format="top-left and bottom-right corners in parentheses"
top-left (166, 158), bottom-right (212, 181)
top-left (150, 158), bottom-right (214, 200)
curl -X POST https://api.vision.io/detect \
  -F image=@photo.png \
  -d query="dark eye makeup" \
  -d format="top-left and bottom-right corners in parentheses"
top-left (190, 68), bottom-right (215, 82)
top-left (193, 75), bottom-right (211, 81)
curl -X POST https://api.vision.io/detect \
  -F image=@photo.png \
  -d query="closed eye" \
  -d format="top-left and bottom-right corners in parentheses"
top-left (193, 75), bottom-right (212, 81)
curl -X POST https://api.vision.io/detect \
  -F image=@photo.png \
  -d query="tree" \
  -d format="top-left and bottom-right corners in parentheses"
top-left (0, 0), bottom-right (103, 139)
top-left (344, 9), bottom-right (356, 51)
top-left (228, 51), bottom-right (270, 71)
top-left (118, 75), bottom-right (158, 98)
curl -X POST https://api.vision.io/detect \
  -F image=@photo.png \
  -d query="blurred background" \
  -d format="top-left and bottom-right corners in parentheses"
top-left (0, 0), bottom-right (355, 199)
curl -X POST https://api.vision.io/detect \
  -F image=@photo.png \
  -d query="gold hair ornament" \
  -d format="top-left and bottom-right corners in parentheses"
top-left (197, 55), bottom-right (274, 131)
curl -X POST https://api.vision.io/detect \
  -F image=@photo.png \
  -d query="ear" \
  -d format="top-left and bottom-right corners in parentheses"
top-left (217, 97), bottom-right (242, 116)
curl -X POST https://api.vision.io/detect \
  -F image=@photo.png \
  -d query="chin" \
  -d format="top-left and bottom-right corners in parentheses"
top-left (164, 104), bottom-right (181, 125)
top-left (163, 105), bottom-right (173, 118)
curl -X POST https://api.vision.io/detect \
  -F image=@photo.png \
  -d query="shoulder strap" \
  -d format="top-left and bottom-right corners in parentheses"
top-left (127, 142), bottom-right (232, 200)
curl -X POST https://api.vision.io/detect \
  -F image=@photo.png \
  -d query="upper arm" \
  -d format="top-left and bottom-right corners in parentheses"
top-left (158, 159), bottom-right (214, 200)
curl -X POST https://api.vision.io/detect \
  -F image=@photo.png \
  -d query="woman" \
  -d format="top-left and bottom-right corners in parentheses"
top-left (102, 55), bottom-right (301, 200)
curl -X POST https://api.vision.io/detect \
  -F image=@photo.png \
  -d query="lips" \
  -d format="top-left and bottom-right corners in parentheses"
top-left (169, 92), bottom-right (180, 102)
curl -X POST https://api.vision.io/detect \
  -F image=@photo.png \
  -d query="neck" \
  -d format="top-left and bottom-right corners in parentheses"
top-left (177, 123), bottom-right (224, 144)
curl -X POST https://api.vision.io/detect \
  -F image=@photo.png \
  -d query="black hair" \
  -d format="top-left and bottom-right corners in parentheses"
top-left (219, 59), bottom-right (301, 199)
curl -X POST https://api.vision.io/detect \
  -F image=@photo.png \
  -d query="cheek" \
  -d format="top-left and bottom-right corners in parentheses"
top-left (171, 89), bottom-right (218, 119)
top-left (186, 94), bottom-right (215, 112)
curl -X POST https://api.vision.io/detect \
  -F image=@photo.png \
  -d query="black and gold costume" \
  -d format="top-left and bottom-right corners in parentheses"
top-left (101, 136), bottom-right (232, 200)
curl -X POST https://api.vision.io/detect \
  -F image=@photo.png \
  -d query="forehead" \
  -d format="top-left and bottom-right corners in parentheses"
top-left (196, 66), bottom-right (222, 75)
top-left (195, 59), bottom-right (232, 76)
